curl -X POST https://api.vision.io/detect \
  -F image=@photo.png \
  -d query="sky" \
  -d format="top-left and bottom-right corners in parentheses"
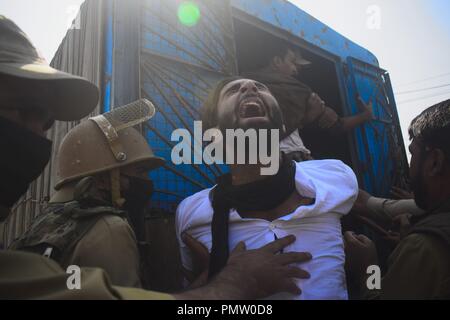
top-left (291, 0), bottom-right (450, 156)
top-left (1, 0), bottom-right (449, 155)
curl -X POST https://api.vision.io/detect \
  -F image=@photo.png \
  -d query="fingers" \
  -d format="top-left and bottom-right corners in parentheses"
top-left (182, 232), bottom-right (209, 255)
top-left (309, 93), bottom-right (325, 107)
top-left (345, 231), bottom-right (374, 248)
top-left (355, 234), bottom-right (372, 245)
top-left (344, 231), bottom-right (358, 244)
top-left (261, 235), bottom-right (296, 253)
top-left (181, 266), bottom-right (195, 283)
top-left (278, 280), bottom-right (302, 295)
top-left (231, 241), bottom-right (247, 254)
top-left (284, 266), bottom-right (311, 279)
top-left (356, 96), bottom-right (373, 115)
top-left (182, 232), bottom-right (210, 270)
top-left (276, 252), bottom-right (312, 265)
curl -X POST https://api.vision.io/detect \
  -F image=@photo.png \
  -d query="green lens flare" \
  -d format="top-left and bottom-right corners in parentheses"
top-left (178, 2), bottom-right (201, 27)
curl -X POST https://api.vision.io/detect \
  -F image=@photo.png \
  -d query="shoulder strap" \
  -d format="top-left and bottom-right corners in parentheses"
top-left (9, 202), bottom-right (126, 267)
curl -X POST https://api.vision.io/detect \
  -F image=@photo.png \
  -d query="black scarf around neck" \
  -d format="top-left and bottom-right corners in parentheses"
top-left (208, 158), bottom-right (296, 279)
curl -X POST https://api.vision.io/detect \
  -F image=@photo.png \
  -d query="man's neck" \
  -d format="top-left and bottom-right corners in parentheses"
top-left (229, 157), bottom-right (283, 186)
top-left (229, 164), bottom-right (267, 186)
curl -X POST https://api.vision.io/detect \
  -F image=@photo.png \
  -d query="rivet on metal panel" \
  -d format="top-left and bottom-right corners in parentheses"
top-left (117, 152), bottom-right (127, 162)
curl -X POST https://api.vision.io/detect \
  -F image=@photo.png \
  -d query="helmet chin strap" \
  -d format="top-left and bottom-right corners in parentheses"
top-left (110, 168), bottom-right (126, 208)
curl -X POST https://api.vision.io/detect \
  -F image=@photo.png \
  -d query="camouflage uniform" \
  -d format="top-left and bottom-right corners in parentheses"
top-left (10, 198), bottom-right (141, 288)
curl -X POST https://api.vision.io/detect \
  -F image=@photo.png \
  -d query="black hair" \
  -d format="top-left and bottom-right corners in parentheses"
top-left (262, 40), bottom-right (296, 67)
top-left (201, 77), bottom-right (243, 131)
top-left (408, 99), bottom-right (450, 158)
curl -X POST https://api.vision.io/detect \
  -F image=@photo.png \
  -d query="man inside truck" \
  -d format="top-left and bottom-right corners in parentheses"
top-left (176, 77), bottom-right (359, 299)
top-left (244, 43), bottom-right (373, 162)
top-left (245, 42), bottom-right (423, 233)
top-left (0, 16), bottom-right (312, 300)
top-left (345, 100), bottom-right (450, 299)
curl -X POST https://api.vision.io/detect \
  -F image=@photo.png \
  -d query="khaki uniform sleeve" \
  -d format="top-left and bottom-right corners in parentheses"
top-left (265, 81), bottom-right (312, 135)
top-left (366, 234), bottom-right (450, 299)
top-left (69, 215), bottom-right (142, 288)
top-left (0, 251), bottom-right (173, 300)
top-left (113, 286), bottom-right (174, 300)
top-left (304, 104), bottom-right (339, 130)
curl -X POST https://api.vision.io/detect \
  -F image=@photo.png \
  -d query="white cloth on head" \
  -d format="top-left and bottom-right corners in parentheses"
top-left (176, 160), bottom-right (358, 300)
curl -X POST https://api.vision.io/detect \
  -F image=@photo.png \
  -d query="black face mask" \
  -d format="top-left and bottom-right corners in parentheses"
top-left (122, 176), bottom-right (154, 241)
top-left (0, 116), bottom-right (52, 213)
top-left (122, 176), bottom-right (154, 209)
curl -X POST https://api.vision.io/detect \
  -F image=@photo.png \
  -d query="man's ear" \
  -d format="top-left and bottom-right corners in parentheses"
top-left (428, 149), bottom-right (446, 177)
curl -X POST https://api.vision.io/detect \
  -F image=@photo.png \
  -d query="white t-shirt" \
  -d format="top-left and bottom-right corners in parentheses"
top-left (176, 160), bottom-right (358, 300)
top-left (280, 129), bottom-right (312, 155)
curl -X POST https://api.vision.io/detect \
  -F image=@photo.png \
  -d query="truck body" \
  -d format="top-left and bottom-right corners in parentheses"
top-left (2, 0), bottom-right (409, 290)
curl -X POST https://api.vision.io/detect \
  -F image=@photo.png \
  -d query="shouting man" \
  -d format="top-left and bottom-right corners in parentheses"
top-left (176, 78), bottom-right (359, 299)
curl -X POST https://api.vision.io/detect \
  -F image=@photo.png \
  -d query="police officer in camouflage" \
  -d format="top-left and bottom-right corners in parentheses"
top-left (10, 100), bottom-right (165, 288)
top-left (0, 15), bottom-right (313, 300)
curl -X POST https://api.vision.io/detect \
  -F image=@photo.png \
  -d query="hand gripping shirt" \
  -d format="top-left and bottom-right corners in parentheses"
top-left (176, 160), bottom-right (358, 300)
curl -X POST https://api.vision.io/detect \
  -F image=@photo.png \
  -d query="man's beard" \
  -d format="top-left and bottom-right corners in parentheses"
top-left (411, 159), bottom-right (429, 210)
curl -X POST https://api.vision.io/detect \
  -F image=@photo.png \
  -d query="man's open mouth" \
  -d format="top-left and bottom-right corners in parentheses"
top-left (238, 97), bottom-right (266, 119)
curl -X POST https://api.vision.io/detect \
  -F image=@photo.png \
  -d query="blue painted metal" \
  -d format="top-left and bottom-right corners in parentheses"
top-left (102, 0), bottom-right (114, 114)
top-left (98, 0), bottom-right (407, 208)
top-left (231, 0), bottom-right (379, 66)
top-left (346, 57), bottom-right (405, 196)
top-left (139, 0), bottom-right (234, 210)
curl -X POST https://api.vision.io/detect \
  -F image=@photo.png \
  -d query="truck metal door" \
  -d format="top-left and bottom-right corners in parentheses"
top-left (140, 0), bottom-right (236, 211)
top-left (345, 57), bottom-right (409, 197)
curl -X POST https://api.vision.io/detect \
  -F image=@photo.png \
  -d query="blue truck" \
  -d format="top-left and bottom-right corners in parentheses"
top-left (99, 0), bottom-right (408, 210)
top-left (3, 0), bottom-right (409, 290)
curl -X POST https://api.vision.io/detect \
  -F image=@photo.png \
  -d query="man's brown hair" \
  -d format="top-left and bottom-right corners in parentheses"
top-left (201, 76), bottom-right (242, 131)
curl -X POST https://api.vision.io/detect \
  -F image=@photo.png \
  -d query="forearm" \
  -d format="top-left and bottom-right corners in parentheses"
top-left (173, 276), bottom-right (249, 300)
top-left (339, 112), bottom-right (371, 132)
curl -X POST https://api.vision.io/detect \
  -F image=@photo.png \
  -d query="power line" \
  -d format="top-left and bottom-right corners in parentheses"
top-left (396, 72), bottom-right (450, 88)
top-left (396, 83), bottom-right (450, 95)
top-left (397, 90), bottom-right (450, 104)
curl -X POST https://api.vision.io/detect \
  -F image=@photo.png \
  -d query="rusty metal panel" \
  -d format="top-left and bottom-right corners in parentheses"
top-left (139, 0), bottom-right (236, 211)
top-left (231, 0), bottom-right (379, 66)
top-left (345, 57), bottom-right (409, 197)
